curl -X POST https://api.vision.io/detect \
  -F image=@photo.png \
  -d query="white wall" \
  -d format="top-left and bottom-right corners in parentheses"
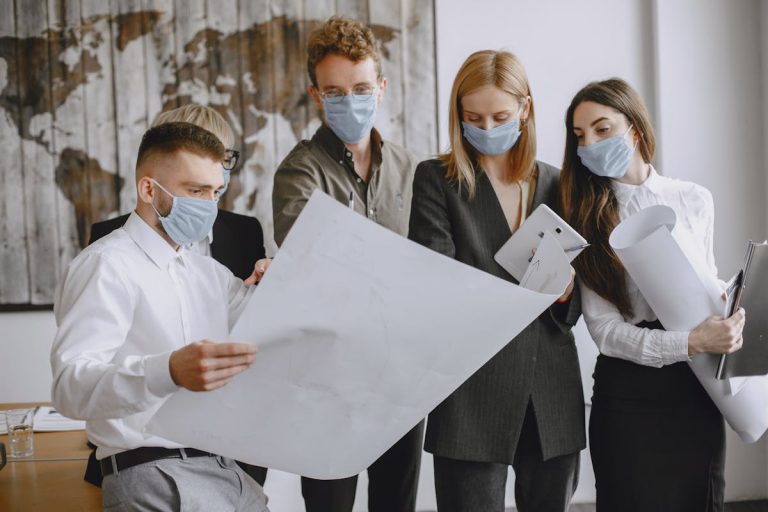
top-left (1, 0), bottom-right (767, 509)
top-left (0, 311), bottom-right (56, 403)
top-left (654, 0), bottom-right (768, 500)
top-left (762, 0), bottom-right (768, 499)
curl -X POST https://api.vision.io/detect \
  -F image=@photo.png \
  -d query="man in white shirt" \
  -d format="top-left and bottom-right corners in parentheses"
top-left (51, 122), bottom-right (269, 511)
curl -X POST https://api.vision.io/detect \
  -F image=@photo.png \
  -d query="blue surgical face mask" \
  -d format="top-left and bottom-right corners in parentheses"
top-left (462, 119), bottom-right (521, 156)
top-left (323, 94), bottom-right (378, 144)
top-left (577, 124), bottom-right (636, 179)
top-left (150, 179), bottom-right (218, 246)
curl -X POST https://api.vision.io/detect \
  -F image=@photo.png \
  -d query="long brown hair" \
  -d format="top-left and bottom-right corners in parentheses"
top-left (560, 78), bottom-right (656, 317)
top-left (440, 50), bottom-right (537, 197)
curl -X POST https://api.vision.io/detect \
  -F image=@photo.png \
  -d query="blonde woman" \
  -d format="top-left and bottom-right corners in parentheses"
top-left (408, 50), bottom-right (584, 512)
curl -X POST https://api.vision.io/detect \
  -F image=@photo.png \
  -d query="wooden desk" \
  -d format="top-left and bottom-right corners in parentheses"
top-left (0, 403), bottom-right (101, 511)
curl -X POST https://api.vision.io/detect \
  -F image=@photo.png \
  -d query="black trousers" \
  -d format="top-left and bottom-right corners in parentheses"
top-left (242, 421), bottom-right (424, 512)
top-left (590, 349), bottom-right (725, 512)
top-left (301, 421), bottom-right (424, 512)
top-left (433, 401), bottom-right (580, 512)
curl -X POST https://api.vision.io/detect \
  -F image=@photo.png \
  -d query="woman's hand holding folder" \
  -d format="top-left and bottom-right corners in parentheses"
top-left (688, 308), bottom-right (746, 356)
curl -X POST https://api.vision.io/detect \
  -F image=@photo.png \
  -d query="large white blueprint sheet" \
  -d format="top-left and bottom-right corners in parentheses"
top-left (610, 205), bottom-right (768, 443)
top-left (146, 191), bottom-right (572, 478)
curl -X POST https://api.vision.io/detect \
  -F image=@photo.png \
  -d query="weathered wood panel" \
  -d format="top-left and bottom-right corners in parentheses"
top-left (0, 0), bottom-right (437, 307)
top-left (48, 0), bottom-right (86, 273)
top-left (369, 0), bottom-right (404, 146)
top-left (144, 0), bottom-right (175, 123)
top-left (0, 0), bottom-right (30, 304)
top-left (301, 0), bottom-right (334, 140)
top-left (111, 0), bottom-right (148, 216)
top-left (173, 0), bottom-right (208, 106)
top-left (204, 0), bottom-right (240, 211)
top-left (236, 0), bottom-right (275, 254)
top-left (336, 0), bottom-right (368, 22)
top-left (403, 0), bottom-right (437, 158)
top-left (17, 0), bottom-right (59, 304)
top-left (79, 0), bottom-right (120, 247)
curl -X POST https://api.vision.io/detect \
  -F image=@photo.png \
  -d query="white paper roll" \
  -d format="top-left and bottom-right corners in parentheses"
top-left (610, 205), bottom-right (768, 443)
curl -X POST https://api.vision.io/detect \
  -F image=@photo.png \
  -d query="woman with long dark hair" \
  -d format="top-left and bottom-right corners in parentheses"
top-left (560, 78), bottom-right (745, 511)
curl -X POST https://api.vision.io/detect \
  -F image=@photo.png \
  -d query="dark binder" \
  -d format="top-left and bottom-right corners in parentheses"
top-left (716, 240), bottom-right (768, 379)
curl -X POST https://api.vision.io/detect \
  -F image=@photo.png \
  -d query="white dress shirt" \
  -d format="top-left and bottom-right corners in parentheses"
top-left (51, 212), bottom-right (253, 459)
top-left (581, 167), bottom-right (722, 368)
top-left (193, 230), bottom-right (214, 257)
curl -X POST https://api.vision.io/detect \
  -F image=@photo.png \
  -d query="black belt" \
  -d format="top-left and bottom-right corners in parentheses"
top-left (100, 447), bottom-right (216, 476)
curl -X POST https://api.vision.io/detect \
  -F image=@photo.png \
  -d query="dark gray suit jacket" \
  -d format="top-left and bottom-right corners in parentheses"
top-left (409, 158), bottom-right (586, 463)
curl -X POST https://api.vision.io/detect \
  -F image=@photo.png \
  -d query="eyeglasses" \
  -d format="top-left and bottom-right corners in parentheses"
top-left (223, 149), bottom-right (240, 171)
top-left (319, 85), bottom-right (378, 104)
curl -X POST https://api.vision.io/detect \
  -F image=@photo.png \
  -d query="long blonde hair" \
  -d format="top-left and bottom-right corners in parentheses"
top-left (152, 104), bottom-right (234, 149)
top-left (440, 50), bottom-right (537, 197)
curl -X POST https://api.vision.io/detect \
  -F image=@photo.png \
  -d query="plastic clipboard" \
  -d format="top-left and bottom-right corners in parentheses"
top-left (494, 204), bottom-right (588, 281)
top-left (716, 240), bottom-right (768, 379)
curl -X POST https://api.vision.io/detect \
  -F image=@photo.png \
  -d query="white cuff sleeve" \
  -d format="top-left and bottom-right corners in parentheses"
top-left (144, 351), bottom-right (180, 398)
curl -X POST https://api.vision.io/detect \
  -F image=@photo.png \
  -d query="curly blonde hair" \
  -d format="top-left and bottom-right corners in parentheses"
top-left (307, 16), bottom-right (382, 87)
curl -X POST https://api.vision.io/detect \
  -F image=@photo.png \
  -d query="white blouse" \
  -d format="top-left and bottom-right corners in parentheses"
top-left (581, 166), bottom-right (722, 367)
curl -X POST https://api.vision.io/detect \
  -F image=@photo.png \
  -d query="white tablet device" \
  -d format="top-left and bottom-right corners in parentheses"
top-left (494, 203), bottom-right (588, 281)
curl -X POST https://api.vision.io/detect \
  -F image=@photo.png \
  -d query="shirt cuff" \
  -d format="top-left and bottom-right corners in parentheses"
top-left (144, 351), bottom-right (180, 398)
top-left (665, 331), bottom-right (691, 364)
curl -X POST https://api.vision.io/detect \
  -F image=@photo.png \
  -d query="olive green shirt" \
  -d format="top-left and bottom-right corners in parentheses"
top-left (272, 124), bottom-right (419, 246)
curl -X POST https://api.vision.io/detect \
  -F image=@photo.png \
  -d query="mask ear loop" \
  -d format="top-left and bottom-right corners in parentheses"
top-left (148, 178), bottom-right (174, 220)
top-left (624, 124), bottom-right (639, 151)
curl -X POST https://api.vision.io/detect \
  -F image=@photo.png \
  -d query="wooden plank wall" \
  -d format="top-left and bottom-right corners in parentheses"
top-left (0, 0), bottom-right (438, 306)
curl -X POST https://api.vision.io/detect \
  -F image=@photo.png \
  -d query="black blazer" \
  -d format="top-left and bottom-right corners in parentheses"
top-left (408, 159), bottom-right (585, 464)
top-left (89, 209), bottom-right (266, 280)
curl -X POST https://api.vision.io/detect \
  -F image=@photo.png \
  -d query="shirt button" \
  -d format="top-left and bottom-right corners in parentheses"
top-left (356, 178), bottom-right (362, 183)
top-left (338, 160), bottom-right (343, 164)
top-left (345, 151), bottom-right (352, 158)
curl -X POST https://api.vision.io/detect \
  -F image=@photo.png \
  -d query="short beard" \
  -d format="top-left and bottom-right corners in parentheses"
top-left (152, 194), bottom-right (174, 237)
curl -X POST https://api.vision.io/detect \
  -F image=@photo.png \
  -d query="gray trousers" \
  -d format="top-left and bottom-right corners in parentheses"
top-left (433, 402), bottom-right (580, 512)
top-left (101, 455), bottom-right (269, 511)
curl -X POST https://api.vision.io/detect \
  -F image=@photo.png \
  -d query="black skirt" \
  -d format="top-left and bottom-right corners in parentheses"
top-left (589, 322), bottom-right (725, 512)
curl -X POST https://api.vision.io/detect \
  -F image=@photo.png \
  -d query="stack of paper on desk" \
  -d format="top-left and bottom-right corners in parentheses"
top-left (0, 407), bottom-right (85, 434)
top-left (32, 406), bottom-right (86, 432)
top-left (147, 191), bottom-right (573, 479)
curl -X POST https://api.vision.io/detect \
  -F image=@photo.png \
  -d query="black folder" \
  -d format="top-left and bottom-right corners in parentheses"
top-left (716, 240), bottom-right (768, 379)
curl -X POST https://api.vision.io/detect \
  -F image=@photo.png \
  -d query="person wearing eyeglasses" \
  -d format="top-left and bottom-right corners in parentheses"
top-left (271, 15), bottom-right (422, 512)
top-left (86, 105), bottom-right (271, 490)
top-left (52, 122), bottom-right (270, 511)
top-left (90, 104), bottom-right (267, 282)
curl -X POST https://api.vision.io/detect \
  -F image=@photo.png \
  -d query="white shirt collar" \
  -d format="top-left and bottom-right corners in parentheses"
top-left (123, 211), bottom-right (183, 269)
top-left (611, 165), bottom-right (662, 206)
